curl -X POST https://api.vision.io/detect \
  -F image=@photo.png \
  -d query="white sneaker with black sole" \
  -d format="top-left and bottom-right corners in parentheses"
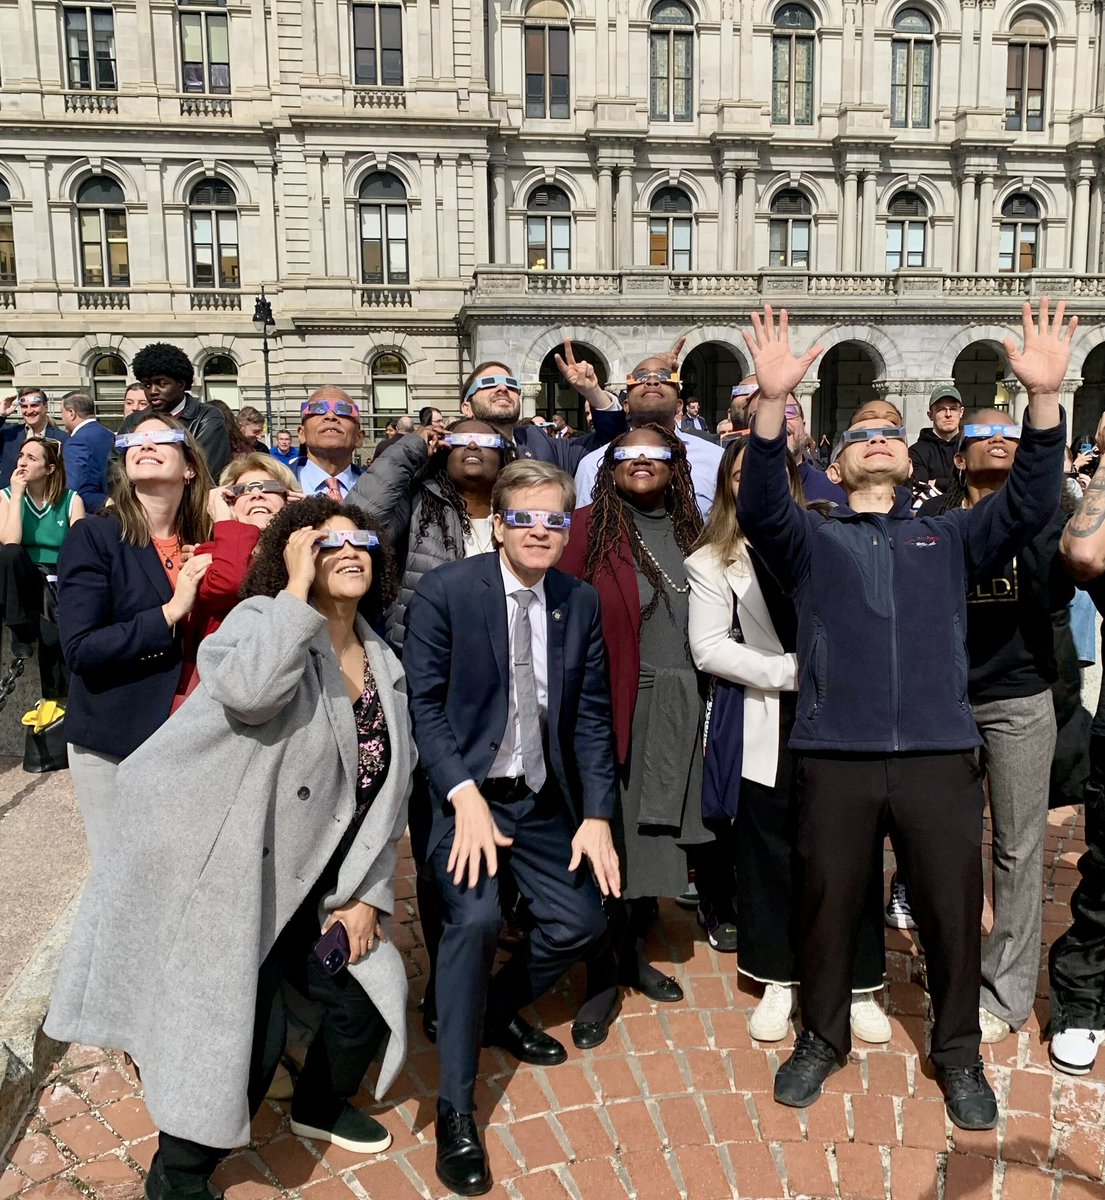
top-left (1050, 1028), bottom-right (1105, 1076)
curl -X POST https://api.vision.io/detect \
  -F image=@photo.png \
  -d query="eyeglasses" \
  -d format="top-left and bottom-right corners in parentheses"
top-left (301, 399), bottom-right (360, 419)
top-left (626, 370), bottom-right (678, 387)
top-left (611, 445), bottom-right (673, 462)
top-left (229, 480), bottom-right (289, 497)
top-left (501, 509), bottom-right (572, 530)
top-left (441, 432), bottom-right (506, 449)
top-left (961, 424), bottom-right (1022, 443)
top-left (731, 384), bottom-right (759, 400)
top-left (115, 430), bottom-right (188, 451)
top-left (314, 529), bottom-right (380, 550)
top-left (464, 374), bottom-right (521, 401)
top-left (830, 425), bottom-right (907, 463)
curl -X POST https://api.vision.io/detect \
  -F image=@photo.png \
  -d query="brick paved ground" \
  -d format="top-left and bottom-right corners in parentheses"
top-left (3, 806), bottom-right (1105, 1200)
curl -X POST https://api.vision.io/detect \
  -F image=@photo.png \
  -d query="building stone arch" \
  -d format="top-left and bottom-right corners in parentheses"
top-left (512, 168), bottom-right (587, 211)
top-left (1004, 2), bottom-right (1065, 38)
top-left (345, 331), bottom-right (430, 378)
top-left (760, 171), bottom-right (830, 214)
top-left (755, 0), bottom-right (832, 30)
top-left (678, 324), bottom-right (748, 365)
top-left (992, 177), bottom-right (1059, 220)
top-left (875, 0), bottom-right (953, 34)
top-left (343, 154), bottom-right (422, 202)
top-left (170, 161), bottom-right (256, 207)
top-left (935, 323), bottom-right (1018, 378)
top-left (0, 335), bottom-right (28, 371)
top-left (68, 334), bottom-right (143, 374)
top-left (878, 174), bottom-right (948, 218)
top-left (56, 158), bottom-right (141, 204)
top-left (809, 323), bottom-right (902, 379)
top-left (519, 325), bottom-right (624, 383)
top-left (639, 169), bottom-right (709, 212)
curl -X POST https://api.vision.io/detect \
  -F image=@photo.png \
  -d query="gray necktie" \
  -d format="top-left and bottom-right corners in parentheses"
top-left (511, 590), bottom-right (547, 795)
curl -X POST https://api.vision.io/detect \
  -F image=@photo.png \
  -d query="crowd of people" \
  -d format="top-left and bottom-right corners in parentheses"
top-left (0, 299), bottom-right (1101, 1198)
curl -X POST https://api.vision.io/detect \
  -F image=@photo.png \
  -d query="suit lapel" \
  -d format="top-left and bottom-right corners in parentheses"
top-left (544, 570), bottom-right (568, 724)
top-left (135, 542), bottom-right (174, 604)
top-left (481, 556), bottom-right (509, 689)
top-left (725, 554), bottom-right (780, 651)
top-left (312, 626), bottom-right (358, 793)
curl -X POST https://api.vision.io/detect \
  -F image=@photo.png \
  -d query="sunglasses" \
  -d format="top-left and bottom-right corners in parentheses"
top-left (442, 432), bottom-right (506, 450)
top-left (626, 370), bottom-right (678, 386)
top-left (611, 445), bottom-right (673, 462)
top-left (961, 424), bottom-right (1022, 442)
top-left (464, 374), bottom-right (521, 401)
top-left (115, 429), bottom-right (188, 451)
top-left (229, 480), bottom-right (289, 497)
top-left (501, 509), bottom-right (572, 530)
top-left (301, 399), bottom-right (360, 419)
top-left (830, 426), bottom-right (907, 463)
top-left (314, 529), bottom-right (380, 550)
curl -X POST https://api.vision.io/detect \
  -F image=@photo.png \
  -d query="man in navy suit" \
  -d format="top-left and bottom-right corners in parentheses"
top-left (0, 388), bottom-right (68, 488)
top-left (404, 459), bottom-right (620, 1197)
top-left (293, 387), bottom-right (366, 499)
top-left (60, 391), bottom-right (114, 510)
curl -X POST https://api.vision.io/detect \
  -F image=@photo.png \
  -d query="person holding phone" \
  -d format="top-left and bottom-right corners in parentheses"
top-left (47, 496), bottom-right (414, 1200)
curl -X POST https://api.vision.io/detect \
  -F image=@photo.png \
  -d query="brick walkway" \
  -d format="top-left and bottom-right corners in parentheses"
top-left (3, 806), bottom-right (1105, 1200)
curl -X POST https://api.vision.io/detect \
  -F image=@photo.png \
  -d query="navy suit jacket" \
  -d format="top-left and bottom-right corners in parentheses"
top-left (0, 419), bottom-right (69, 488)
top-left (62, 420), bottom-right (114, 510)
top-left (514, 405), bottom-right (624, 474)
top-left (404, 552), bottom-right (617, 855)
top-left (57, 514), bottom-right (182, 759)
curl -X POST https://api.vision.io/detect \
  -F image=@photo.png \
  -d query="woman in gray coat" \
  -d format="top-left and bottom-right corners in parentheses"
top-left (45, 497), bottom-right (414, 1200)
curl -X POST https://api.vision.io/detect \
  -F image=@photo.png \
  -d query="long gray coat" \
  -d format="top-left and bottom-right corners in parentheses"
top-left (45, 592), bottom-right (414, 1150)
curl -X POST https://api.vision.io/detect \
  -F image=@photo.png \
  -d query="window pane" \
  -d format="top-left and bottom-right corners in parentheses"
top-left (1019, 225), bottom-right (1037, 271)
top-left (649, 219), bottom-right (668, 266)
top-left (207, 14), bottom-right (229, 61)
top-left (673, 32), bottom-right (692, 119)
top-left (181, 14), bottom-right (203, 61)
top-left (105, 210), bottom-right (127, 240)
top-left (549, 73), bottom-right (569, 117)
top-left (353, 6), bottom-right (376, 83)
top-left (673, 246), bottom-right (691, 271)
top-left (92, 10), bottom-right (116, 89)
top-left (772, 37), bottom-right (790, 122)
top-left (380, 6), bottom-right (402, 49)
top-left (890, 41), bottom-right (908, 126)
top-left (525, 26), bottom-right (545, 73)
top-left (549, 26), bottom-right (568, 72)
top-left (1027, 43), bottom-right (1045, 88)
top-left (387, 239), bottom-right (408, 280)
top-left (998, 224), bottom-right (1014, 271)
top-left (527, 216), bottom-right (547, 266)
top-left (107, 236), bottom-right (129, 286)
top-left (361, 240), bottom-right (383, 281)
top-left (374, 377), bottom-right (407, 412)
top-left (907, 223), bottom-right (926, 266)
top-left (793, 38), bottom-right (813, 122)
top-left (0, 212), bottom-right (14, 284)
top-left (672, 218), bottom-right (691, 252)
top-left (912, 41), bottom-right (931, 126)
top-left (886, 223), bottom-right (903, 255)
top-left (192, 212), bottom-right (213, 244)
top-left (361, 207), bottom-right (382, 239)
top-left (650, 32), bottom-right (668, 120)
top-left (217, 212), bottom-right (237, 245)
top-left (386, 207), bottom-right (406, 240)
top-left (219, 245), bottom-right (239, 286)
top-left (194, 242), bottom-right (214, 286)
top-left (551, 216), bottom-right (570, 251)
top-left (82, 243), bottom-right (104, 286)
top-left (791, 221), bottom-right (809, 253)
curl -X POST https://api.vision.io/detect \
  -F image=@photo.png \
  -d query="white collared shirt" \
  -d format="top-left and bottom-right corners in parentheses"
top-left (299, 457), bottom-right (358, 498)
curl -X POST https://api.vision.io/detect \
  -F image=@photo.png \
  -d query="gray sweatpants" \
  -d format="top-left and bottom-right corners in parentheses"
top-left (975, 690), bottom-right (1057, 1029)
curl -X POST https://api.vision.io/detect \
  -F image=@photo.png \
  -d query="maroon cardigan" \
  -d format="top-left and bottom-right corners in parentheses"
top-left (559, 504), bottom-right (642, 765)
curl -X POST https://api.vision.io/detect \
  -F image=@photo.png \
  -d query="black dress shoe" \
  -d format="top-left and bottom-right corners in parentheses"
top-left (572, 994), bottom-right (622, 1050)
top-left (935, 1058), bottom-right (998, 1130)
top-left (484, 1015), bottom-right (567, 1065)
top-left (621, 970), bottom-right (684, 1003)
top-left (435, 1107), bottom-right (491, 1197)
top-left (423, 1010), bottom-right (438, 1044)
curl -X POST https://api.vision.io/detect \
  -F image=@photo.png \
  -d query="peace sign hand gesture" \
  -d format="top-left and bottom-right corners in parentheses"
top-left (1004, 298), bottom-right (1078, 399)
top-left (554, 339), bottom-right (604, 405)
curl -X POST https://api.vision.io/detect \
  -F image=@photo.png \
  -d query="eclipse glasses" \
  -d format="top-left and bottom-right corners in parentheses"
top-left (961, 424), bottom-right (1022, 443)
top-left (500, 509), bottom-right (572, 530)
top-left (115, 429), bottom-right (188, 451)
top-left (301, 398), bottom-right (360, 419)
top-left (611, 446), bottom-right (673, 462)
top-left (229, 480), bottom-right (289, 497)
top-left (464, 375), bottom-right (522, 401)
top-left (314, 529), bottom-right (380, 550)
top-left (441, 432), bottom-right (507, 450)
top-left (830, 425), bottom-right (907, 463)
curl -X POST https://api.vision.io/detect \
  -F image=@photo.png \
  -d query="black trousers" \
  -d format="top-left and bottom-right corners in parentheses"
top-left (156, 890), bottom-right (388, 1191)
top-left (796, 751), bottom-right (985, 1067)
top-left (0, 543), bottom-right (42, 632)
top-left (431, 781), bottom-right (606, 1114)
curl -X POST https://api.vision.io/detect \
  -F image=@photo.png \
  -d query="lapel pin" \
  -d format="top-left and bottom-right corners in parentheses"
top-left (552, 608), bottom-right (563, 622)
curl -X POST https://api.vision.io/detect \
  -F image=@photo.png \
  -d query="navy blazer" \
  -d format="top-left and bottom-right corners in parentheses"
top-left (514, 406), bottom-right (624, 475)
top-left (0, 419), bottom-right (69, 489)
top-left (404, 551), bottom-right (617, 855)
top-left (62, 420), bottom-right (115, 510)
top-left (57, 514), bottom-right (182, 759)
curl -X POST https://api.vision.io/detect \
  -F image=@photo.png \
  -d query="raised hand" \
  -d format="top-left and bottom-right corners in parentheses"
top-left (741, 306), bottom-right (823, 403)
top-left (1004, 298), bottom-right (1077, 397)
top-left (554, 339), bottom-right (603, 402)
top-left (657, 336), bottom-right (687, 375)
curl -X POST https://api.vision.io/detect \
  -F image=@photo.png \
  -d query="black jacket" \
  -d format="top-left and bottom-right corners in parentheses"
top-left (908, 427), bottom-right (960, 492)
top-left (0, 418), bottom-right (69, 489)
top-left (118, 393), bottom-right (232, 482)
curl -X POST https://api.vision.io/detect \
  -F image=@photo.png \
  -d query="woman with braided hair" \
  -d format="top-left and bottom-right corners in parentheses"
top-left (559, 423), bottom-right (713, 1045)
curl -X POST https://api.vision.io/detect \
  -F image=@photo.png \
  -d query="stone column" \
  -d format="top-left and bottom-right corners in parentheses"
top-left (472, 156), bottom-right (490, 266)
top-left (958, 0), bottom-right (977, 108)
top-left (490, 158), bottom-right (508, 266)
top-left (441, 157), bottom-right (460, 278)
top-left (738, 168), bottom-right (756, 270)
top-left (1075, 1), bottom-right (1095, 113)
top-left (859, 0), bottom-right (877, 104)
top-left (841, 171), bottom-right (858, 272)
top-left (859, 172), bottom-right (877, 271)
top-left (326, 156), bottom-right (348, 278)
top-left (616, 166), bottom-right (634, 268)
top-left (975, 174), bottom-right (994, 273)
top-left (957, 173), bottom-right (977, 272)
top-left (977, 0), bottom-right (996, 108)
top-left (1071, 173), bottom-right (1092, 274)
top-left (596, 165), bottom-right (614, 271)
top-left (419, 154), bottom-right (440, 276)
top-left (25, 157), bottom-right (53, 283)
top-left (719, 167), bottom-right (737, 272)
top-left (143, 159), bottom-right (168, 284)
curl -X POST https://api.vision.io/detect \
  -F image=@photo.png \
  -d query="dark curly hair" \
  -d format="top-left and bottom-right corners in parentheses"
top-left (414, 419), bottom-right (511, 555)
top-left (241, 496), bottom-right (398, 620)
top-left (132, 343), bottom-right (195, 389)
top-left (585, 423), bottom-right (703, 621)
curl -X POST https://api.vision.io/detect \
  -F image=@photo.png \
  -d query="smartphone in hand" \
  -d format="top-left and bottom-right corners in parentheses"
top-left (314, 921), bottom-right (350, 975)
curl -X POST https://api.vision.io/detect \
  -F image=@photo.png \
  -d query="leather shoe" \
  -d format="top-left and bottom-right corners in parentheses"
top-left (435, 1106), bottom-right (491, 1196)
top-left (621, 970), bottom-right (684, 1003)
top-left (484, 1015), bottom-right (567, 1065)
top-left (572, 994), bottom-right (622, 1050)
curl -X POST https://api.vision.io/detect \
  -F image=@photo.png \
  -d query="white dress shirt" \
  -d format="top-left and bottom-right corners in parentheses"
top-left (298, 458), bottom-right (359, 498)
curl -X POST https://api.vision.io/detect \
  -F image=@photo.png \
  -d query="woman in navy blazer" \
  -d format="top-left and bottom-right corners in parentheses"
top-left (58, 414), bottom-right (214, 865)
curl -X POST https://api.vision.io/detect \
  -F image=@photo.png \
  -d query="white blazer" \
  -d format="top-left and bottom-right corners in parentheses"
top-left (686, 543), bottom-right (798, 788)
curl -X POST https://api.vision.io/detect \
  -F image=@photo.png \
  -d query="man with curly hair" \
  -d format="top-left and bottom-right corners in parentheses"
top-left (117, 342), bottom-right (231, 480)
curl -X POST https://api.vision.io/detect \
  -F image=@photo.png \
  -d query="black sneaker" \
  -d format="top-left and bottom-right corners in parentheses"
top-left (696, 904), bottom-right (738, 953)
top-left (773, 1029), bottom-right (843, 1108)
top-left (935, 1058), bottom-right (998, 1131)
top-left (290, 1102), bottom-right (392, 1153)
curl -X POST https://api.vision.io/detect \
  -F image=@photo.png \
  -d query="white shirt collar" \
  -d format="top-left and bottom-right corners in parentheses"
top-left (70, 417), bottom-right (98, 434)
top-left (498, 552), bottom-right (546, 607)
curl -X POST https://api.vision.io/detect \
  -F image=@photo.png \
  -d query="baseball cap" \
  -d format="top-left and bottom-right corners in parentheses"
top-left (928, 385), bottom-right (963, 409)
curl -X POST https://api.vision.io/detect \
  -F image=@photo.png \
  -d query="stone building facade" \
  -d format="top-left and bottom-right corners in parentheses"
top-left (1, 0), bottom-right (1105, 440)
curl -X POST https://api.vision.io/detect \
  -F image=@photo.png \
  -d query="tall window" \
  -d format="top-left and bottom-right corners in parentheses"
top-left (180, 9), bottom-right (230, 93)
top-left (0, 179), bottom-right (14, 285)
top-left (203, 355), bottom-right (238, 406)
top-left (890, 8), bottom-right (933, 128)
top-left (92, 354), bottom-right (128, 412)
top-left (649, 186), bottom-right (693, 270)
top-left (998, 194), bottom-right (1040, 271)
top-left (359, 172), bottom-right (409, 285)
top-left (886, 190), bottom-right (928, 270)
top-left (769, 189), bottom-right (812, 267)
top-left (64, 6), bottom-right (117, 90)
top-left (772, 4), bottom-right (815, 125)
top-left (77, 176), bottom-right (129, 288)
top-left (524, 0), bottom-right (570, 118)
top-left (649, 1), bottom-right (693, 122)
top-left (189, 178), bottom-right (239, 288)
top-left (1005, 16), bottom-right (1047, 131)
top-left (526, 185), bottom-right (571, 269)
top-left (371, 353), bottom-right (408, 413)
top-left (353, 4), bottom-right (403, 86)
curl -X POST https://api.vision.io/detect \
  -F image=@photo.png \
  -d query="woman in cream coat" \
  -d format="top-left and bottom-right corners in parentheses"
top-left (686, 435), bottom-right (888, 1045)
top-left (46, 497), bottom-right (414, 1200)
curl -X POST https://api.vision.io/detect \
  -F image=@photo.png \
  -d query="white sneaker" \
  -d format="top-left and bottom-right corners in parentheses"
top-left (979, 1006), bottom-right (1012, 1045)
top-left (749, 983), bottom-right (797, 1042)
top-left (850, 992), bottom-right (892, 1044)
top-left (1050, 1028), bottom-right (1105, 1076)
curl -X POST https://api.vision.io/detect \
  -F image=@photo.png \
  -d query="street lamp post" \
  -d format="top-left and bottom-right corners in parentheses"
top-left (252, 288), bottom-right (276, 439)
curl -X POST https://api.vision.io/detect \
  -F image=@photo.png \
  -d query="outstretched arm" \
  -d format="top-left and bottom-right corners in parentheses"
top-left (739, 306), bottom-right (824, 437)
top-left (1061, 409), bottom-right (1105, 580)
top-left (1002, 298), bottom-right (1073, 432)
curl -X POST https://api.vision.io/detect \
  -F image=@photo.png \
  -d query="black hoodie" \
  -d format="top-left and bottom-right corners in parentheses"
top-left (908, 426), bottom-right (960, 492)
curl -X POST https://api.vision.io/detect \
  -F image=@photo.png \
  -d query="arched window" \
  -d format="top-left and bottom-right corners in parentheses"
top-left (64, 5), bottom-right (117, 91)
top-left (203, 354), bottom-right (239, 407)
top-left (371, 352), bottom-right (408, 414)
top-left (649, 186), bottom-right (693, 270)
top-left (92, 353), bottom-right (128, 412)
top-left (772, 4), bottom-right (815, 125)
top-left (525, 0), bottom-right (570, 118)
top-left (890, 9), bottom-right (933, 128)
top-left (77, 176), bottom-right (129, 288)
top-left (359, 172), bottom-right (409, 286)
top-left (1005, 15), bottom-right (1048, 131)
top-left (649, 1), bottom-right (693, 122)
top-left (526, 184), bottom-right (571, 270)
top-left (998, 194), bottom-right (1040, 272)
top-left (0, 178), bottom-right (14, 285)
top-left (189, 178), bottom-right (239, 289)
top-left (0, 353), bottom-right (13, 394)
top-left (886, 190), bottom-right (928, 270)
top-left (769, 188), bottom-right (812, 268)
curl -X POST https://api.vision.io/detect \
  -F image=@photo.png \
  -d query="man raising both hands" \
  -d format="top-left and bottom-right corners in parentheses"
top-left (736, 301), bottom-right (1071, 1130)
